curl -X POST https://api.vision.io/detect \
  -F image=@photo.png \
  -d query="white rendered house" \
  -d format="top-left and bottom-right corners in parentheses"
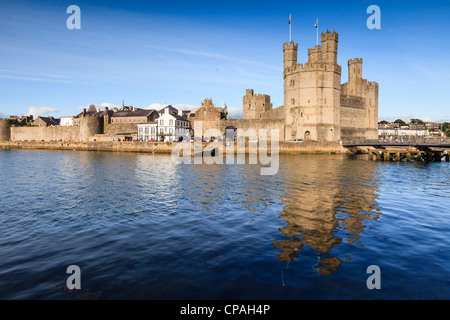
top-left (157, 107), bottom-right (191, 142)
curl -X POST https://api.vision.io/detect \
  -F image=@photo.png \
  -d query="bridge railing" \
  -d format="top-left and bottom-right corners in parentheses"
top-left (342, 137), bottom-right (450, 146)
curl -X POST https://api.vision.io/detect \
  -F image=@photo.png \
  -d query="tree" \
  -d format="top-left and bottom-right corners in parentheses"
top-left (410, 119), bottom-right (425, 125)
top-left (379, 120), bottom-right (389, 125)
top-left (394, 119), bottom-right (407, 127)
top-left (5, 119), bottom-right (18, 127)
top-left (441, 122), bottom-right (450, 137)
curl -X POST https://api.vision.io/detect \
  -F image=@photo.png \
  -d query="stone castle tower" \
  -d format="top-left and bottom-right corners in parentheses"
top-left (243, 89), bottom-right (273, 119)
top-left (341, 58), bottom-right (379, 140)
top-left (280, 30), bottom-right (378, 142)
top-left (283, 31), bottom-right (342, 141)
top-left (79, 109), bottom-right (103, 142)
top-left (0, 119), bottom-right (11, 141)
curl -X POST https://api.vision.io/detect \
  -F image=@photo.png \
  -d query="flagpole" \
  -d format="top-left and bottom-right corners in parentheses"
top-left (316, 18), bottom-right (319, 46)
top-left (289, 14), bottom-right (291, 42)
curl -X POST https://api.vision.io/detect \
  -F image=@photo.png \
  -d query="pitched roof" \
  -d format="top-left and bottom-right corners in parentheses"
top-left (111, 108), bottom-right (155, 118)
top-left (158, 105), bottom-right (179, 114)
top-left (36, 116), bottom-right (60, 126)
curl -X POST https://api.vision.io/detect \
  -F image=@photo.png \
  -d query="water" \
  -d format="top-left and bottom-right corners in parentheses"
top-left (0, 149), bottom-right (449, 300)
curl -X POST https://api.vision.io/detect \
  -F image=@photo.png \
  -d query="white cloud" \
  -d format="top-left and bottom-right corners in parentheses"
top-left (27, 106), bottom-right (59, 117)
top-left (227, 107), bottom-right (243, 119)
top-left (173, 104), bottom-right (198, 111)
top-left (144, 103), bottom-right (168, 110)
top-left (144, 103), bottom-right (198, 111)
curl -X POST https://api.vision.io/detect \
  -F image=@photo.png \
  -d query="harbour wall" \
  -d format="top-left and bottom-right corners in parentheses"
top-left (0, 140), bottom-right (348, 155)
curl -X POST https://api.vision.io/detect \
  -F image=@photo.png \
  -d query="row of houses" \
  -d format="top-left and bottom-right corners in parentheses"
top-left (6, 99), bottom-right (229, 142)
top-left (378, 122), bottom-right (445, 139)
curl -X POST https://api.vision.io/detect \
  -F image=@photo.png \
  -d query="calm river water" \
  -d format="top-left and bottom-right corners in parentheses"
top-left (0, 149), bottom-right (449, 299)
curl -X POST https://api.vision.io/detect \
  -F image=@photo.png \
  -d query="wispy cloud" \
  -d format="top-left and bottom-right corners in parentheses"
top-left (145, 45), bottom-right (281, 71)
top-left (0, 68), bottom-right (73, 83)
top-left (27, 106), bottom-right (59, 117)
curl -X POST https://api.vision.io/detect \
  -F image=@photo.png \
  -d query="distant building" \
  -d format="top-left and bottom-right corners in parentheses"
top-left (9, 115), bottom-right (33, 126)
top-left (32, 116), bottom-right (60, 127)
top-left (188, 98), bottom-right (228, 121)
top-left (60, 116), bottom-right (74, 126)
top-left (137, 123), bottom-right (158, 141)
top-left (73, 105), bottom-right (112, 126)
top-left (378, 128), bottom-right (427, 139)
top-left (157, 106), bottom-right (191, 142)
top-left (110, 108), bottom-right (158, 124)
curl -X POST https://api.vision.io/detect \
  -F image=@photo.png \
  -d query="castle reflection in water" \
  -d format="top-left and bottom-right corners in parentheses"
top-left (182, 153), bottom-right (381, 276)
top-left (273, 155), bottom-right (381, 275)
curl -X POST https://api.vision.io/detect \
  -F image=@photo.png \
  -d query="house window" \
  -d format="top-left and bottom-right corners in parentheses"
top-left (160, 120), bottom-right (164, 126)
top-left (169, 119), bottom-right (173, 126)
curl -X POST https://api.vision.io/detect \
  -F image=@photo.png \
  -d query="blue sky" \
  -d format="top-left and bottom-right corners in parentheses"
top-left (0, 0), bottom-right (449, 121)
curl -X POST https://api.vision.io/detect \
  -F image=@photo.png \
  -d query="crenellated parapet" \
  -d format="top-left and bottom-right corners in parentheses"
top-left (243, 89), bottom-right (272, 120)
top-left (283, 41), bottom-right (298, 69)
top-left (284, 62), bottom-right (342, 76)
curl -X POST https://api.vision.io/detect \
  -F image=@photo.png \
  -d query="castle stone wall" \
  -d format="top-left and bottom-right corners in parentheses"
top-left (192, 119), bottom-right (286, 141)
top-left (260, 106), bottom-right (285, 120)
top-left (79, 116), bottom-right (103, 142)
top-left (10, 126), bottom-right (80, 142)
top-left (104, 123), bottom-right (138, 135)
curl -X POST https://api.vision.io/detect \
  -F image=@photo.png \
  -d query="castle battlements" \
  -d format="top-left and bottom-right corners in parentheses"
top-left (284, 62), bottom-right (342, 74)
top-left (283, 41), bottom-right (298, 50)
top-left (348, 58), bottom-right (363, 65)
top-left (244, 89), bottom-right (270, 100)
top-left (321, 30), bottom-right (339, 42)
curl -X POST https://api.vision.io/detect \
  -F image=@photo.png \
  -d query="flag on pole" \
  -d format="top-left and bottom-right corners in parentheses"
top-left (315, 18), bottom-right (319, 46)
top-left (289, 14), bottom-right (292, 42)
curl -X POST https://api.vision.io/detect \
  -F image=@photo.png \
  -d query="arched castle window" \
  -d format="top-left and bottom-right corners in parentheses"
top-left (291, 99), bottom-right (295, 105)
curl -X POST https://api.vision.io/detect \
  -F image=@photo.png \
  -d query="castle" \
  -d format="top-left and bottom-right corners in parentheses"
top-left (241, 30), bottom-right (378, 142)
top-left (0, 30), bottom-right (378, 144)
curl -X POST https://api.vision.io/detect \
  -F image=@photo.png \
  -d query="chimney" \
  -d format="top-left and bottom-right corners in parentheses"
top-left (178, 109), bottom-right (182, 116)
top-left (165, 107), bottom-right (169, 114)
